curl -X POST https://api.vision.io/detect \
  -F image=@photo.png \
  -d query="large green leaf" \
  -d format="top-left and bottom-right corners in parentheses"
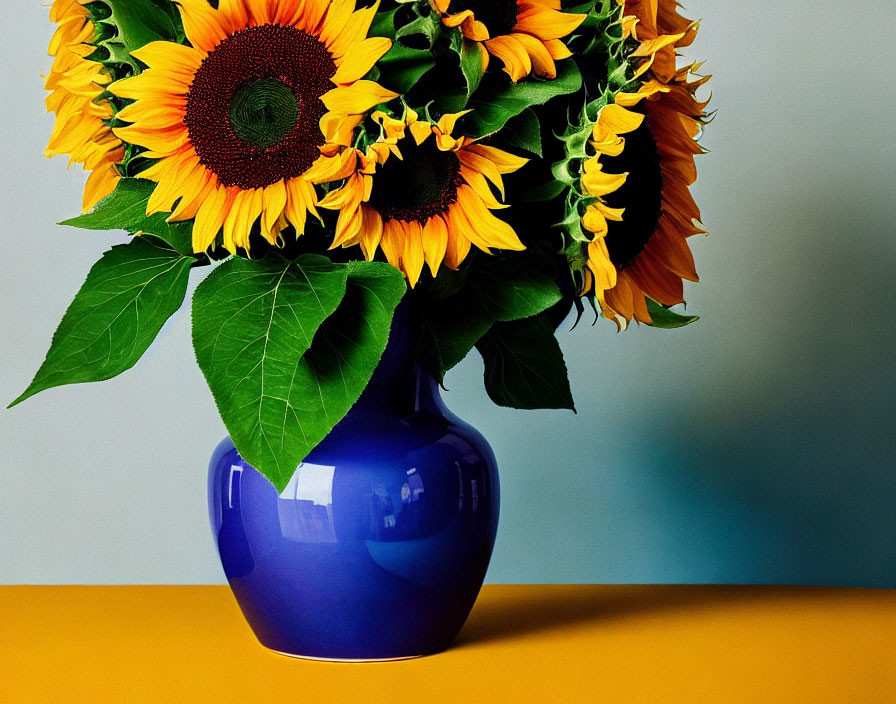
top-left (61, 179), bottom-right (193, 256)
top-left (416, 256), bottom-right (563, 382)
top-left (9, 238), bottom-right (194, 408)
top-left (476, 313), bottom-right (575, 411)
top-left (462, 60), bottom-right (583, 138)
top-left (192, 256), bottom-right (405, 491)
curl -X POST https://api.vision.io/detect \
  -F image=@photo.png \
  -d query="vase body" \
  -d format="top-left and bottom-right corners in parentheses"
top-left (208, 312), bottom-right (499, 660)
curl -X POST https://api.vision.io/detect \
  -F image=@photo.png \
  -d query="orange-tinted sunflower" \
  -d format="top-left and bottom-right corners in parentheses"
top-left (581, 66), bottom-right (709, 328)
top-left (45, 0), bottom-right (124, 211)
top-left (306, 109), bottom-right (528, 286)
top-left (618, 0), bottom-right (699, 82)
top-left (432, 0), bottom-right (585, 82)
top-left (109, 0), bottom-right (398, 254)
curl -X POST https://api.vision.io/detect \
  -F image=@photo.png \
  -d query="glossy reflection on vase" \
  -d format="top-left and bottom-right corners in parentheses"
top-left (208, 313), bottom-right (499, 660)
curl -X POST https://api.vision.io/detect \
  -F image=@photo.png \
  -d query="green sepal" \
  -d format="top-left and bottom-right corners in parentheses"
top-left (192, 255), bottom-right (406, 492)
top-left (645, 298), bottom-right (700, 328)
top-left (475, 313), bottom-right (576, 411)
top-left (416, 255), bottom-right (563, 383)
top-left (8, 237), bottom-right (195, 408)
top-left (89, 0), bottom-right (182, 72)
top-left (60, 178), bottom-right (194, 256)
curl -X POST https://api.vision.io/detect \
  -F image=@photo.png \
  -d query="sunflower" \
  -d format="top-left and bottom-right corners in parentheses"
top-left (618, 0), bottom-right (699, 82)
top-left (432, 0), bottom-right (585, 82)
top-left (45, 0), bottom-right (124, 211)
top-left (581, 66), bottom-right (709, 328)
top-left (306, 109), bottom-right (528, 286)
top-left (109, 0), bottom-right (398, 254)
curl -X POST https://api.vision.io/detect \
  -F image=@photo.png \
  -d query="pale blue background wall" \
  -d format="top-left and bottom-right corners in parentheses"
top-left (1, 0), bottom-right (894, 585)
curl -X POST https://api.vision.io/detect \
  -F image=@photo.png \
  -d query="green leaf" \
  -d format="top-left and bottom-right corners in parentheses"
top-left (192, 256), bottom-right (406, 491)
top-left (9, 238), bottom-right (194, 408)
top-left (462, 60), bottom-right (583, 138)
top-left (447, 29), bottom-right (484, 102)
top-left (375, 43), bottom-right (437, 94)
top-left (61, 179), bottom-right (194, 256)
top-left (475, 314), bottom-right (575, 411)
top-left (417, 256), bottom-right (563, 382)
top-left (395, 13), bottom-right (442, 48)
top-left (299, 260), bottom-right (407, 430)
top-left (495, 108), bottom-right (543, 157)
top-left (645, 298), bottom-right (700, 329)
top-left (193, 255), bottom-right (349, 490)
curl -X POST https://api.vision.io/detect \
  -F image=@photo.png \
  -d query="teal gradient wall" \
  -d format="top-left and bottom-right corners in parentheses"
top-left (1, 0), bottom-right (894, 585)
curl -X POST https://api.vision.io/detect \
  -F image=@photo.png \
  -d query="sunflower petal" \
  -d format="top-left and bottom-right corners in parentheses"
top-left (332, 37), bottom-right (393, 85)
top-left (321, 80), bottom-right (399, 115)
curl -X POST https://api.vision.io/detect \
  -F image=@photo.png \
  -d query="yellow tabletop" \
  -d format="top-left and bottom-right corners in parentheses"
top-left (1, 584), bottom-right (894, 703)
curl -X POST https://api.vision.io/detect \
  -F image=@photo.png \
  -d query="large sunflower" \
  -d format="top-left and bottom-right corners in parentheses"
top-left (45, 0), bottom-right (124, 211)
top-left (110, 0), bottom-right (397, 254)
top-left (581, 66), bottom-right (709, 328)
top-left (432, 0), bottom-right (585, 82)
top-left (618, 0), bottom-right (699, 82)
top-left (306, 109), bottom-right (528, 286)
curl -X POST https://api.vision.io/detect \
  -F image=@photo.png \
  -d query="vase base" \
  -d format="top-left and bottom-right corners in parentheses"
top-left (270, 649), bottom-right (429, 663)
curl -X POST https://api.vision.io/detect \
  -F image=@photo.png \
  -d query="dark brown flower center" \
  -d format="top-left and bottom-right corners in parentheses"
top-left (369, 138), bottom-right (463, 223)
top-left (183, 24), bottom-right (336, 190)
top-left (446, 0), bottom-right (520, 37)
top-left (599, 117), bottom-right (664, 270)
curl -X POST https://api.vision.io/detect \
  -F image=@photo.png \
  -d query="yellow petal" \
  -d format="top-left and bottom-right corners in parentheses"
top-left (443, 211), bottom-right (473, 269)
top-left (193, 185), bottom-right (229, 252)
top-left (514, 7), bottom-right (586, 41)
top-left (130, 41), bottom-right (204, 73)
top-left (359, 205), bottom-right (384, 260)
top-left (284, 178), bottom-right (311, 234)
top-left (380, 219), bottom-right (404, 270)
top-left (484, 35), bottom-right (531, 82)
top-left (401, 220), bottom-right (425, 287)
top-left (421, 215), bottom-right (449, 277)
top-left (332, 203), bottom-right (364, 248)
top-left (598, 104), bottom-right (644, 135)
top-left (332, 37), bottom-right (393, 85)
top-left (174, 0), bottom-right (229, 53)
top-left (321, 80), bottom-right (399, 115)
top-left (262, 180), bottom-right (288, 241)
top-left (82, 164), bottom-right (120, 212)
top-left (509, 32), bottom-right (556, 78)
top-left (465, 144), bottom-right (529, 173)
top-left (456, 186), bottom-right (525, 252)
top-left (587, 236), bottom-right (618, 293)
top-left (410, 121), bottom-right (433, 146)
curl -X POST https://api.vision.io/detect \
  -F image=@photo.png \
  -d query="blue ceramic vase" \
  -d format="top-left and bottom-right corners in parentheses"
top-left (208, 310), bottom-right (500, 661)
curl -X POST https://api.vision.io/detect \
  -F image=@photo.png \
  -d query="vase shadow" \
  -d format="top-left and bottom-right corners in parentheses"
top-left (452, 584), bottom-right (819, 648)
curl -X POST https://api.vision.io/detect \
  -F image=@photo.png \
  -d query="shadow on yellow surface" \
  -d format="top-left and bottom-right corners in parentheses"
top-left (456, 584), bottom-right (840, 647)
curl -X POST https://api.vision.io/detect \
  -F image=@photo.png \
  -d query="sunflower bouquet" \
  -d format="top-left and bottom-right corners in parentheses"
top-left (14, 0), bottom-right (710, 491)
